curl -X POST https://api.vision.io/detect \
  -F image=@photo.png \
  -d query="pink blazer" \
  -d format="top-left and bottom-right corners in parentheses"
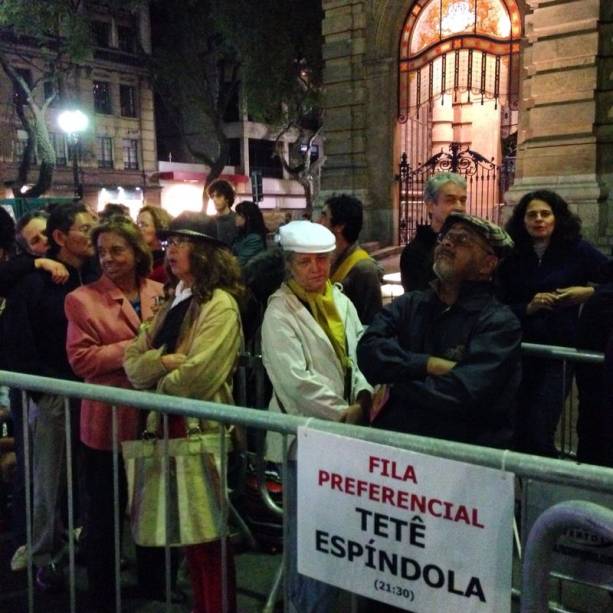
top-left (65, 275), bottom-right (164, 451)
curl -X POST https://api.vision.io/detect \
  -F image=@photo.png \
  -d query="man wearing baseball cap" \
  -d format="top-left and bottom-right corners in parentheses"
top-left (357, 212), bottom-right (522, 448)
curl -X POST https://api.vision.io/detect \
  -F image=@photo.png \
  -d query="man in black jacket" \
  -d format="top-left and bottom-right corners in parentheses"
top-left (358, 212), bottom-right (521, 448)
top-left (399, 172), bottom-right (467, 292)
top-left (2, 202), bottom-right (97, 591)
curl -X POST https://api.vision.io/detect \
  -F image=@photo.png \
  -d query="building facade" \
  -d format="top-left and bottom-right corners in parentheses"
top-left (321, 0), bottom-right (613, 248)
top-left (0, 2), bottom-right (159, 219)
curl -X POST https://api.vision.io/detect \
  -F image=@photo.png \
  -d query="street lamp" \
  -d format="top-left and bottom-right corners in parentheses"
top-left (58, 109), bottom-right (88, 199)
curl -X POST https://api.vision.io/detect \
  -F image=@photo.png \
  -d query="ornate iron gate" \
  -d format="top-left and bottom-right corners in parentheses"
top-left (397, 142), bottom-right (514, 245)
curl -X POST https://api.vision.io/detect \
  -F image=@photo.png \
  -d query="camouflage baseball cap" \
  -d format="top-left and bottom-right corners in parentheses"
top-left (440, 212), bottom-right (514, 257)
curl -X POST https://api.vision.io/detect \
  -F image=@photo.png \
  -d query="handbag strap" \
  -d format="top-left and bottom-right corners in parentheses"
top-left (144, 411), bottom-right (200, 437)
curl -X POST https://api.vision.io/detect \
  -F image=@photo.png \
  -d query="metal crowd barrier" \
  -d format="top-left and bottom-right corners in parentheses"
top-left (0, 341), bottom-right (610, 613)
top-left (521, 343), bottom-right (605, 460)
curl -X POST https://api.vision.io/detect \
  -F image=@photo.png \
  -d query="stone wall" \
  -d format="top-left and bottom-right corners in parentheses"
top-left (506, 0), bottom-right (611, 245)
top-left (322, 0), bottom-right (613, 248)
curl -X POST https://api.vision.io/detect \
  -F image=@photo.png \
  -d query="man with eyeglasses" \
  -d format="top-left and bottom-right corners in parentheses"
top-left (2, 202), bottom-right (98, 592)
top-left (357, 212), bottom-right (522, 449)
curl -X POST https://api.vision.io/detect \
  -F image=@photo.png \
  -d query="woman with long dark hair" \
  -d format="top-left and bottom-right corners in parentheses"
top-left (231, 200), bottom-right (267, 267)
top-left (137, 205), bottom-right (173, 283)
top-left (124, 212), bottom-right (244, 613)
top-left (498, 189), bottom-right (611, 456)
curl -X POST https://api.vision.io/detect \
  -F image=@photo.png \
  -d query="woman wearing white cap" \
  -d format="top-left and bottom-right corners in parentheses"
top-left (261, 220), bottom-right (372, 613)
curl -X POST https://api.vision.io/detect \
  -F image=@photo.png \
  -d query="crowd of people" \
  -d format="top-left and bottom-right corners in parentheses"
top-left (0, 173), bottom-right (610, 613)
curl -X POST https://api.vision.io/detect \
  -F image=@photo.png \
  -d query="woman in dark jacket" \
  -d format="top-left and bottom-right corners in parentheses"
top-left (231, 200), bottom-right (267, 267)
top-left (497, 189), bottom-right (611, 456)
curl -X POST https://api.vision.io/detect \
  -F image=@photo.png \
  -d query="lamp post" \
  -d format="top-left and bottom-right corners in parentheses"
top-left (58, 109), bottom-right (88, 199)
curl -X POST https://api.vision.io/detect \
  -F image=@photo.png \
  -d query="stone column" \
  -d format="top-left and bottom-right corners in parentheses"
top-left (431, 98), bottom-right (454, 155)
top-left (321, 0), bottom-right (398, 243)
top-left (320, 0), bottom-right (368, 198)
top-left (507, 0), bottom-right (612, 243)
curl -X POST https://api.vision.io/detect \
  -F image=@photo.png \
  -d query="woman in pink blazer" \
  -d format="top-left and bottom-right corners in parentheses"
top-left (65, 216), bottom-right (164, 610)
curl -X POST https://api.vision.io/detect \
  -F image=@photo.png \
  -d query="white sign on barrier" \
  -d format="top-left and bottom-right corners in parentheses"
top-left (297, 427), bottom-right (514, 612)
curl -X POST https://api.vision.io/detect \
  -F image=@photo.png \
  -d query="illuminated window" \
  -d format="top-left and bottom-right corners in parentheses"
top-left (410, 0), bottom-right (512, 55)
top-left (97, 136), bottom-right (113, 168)
top-left (123, 139), bottom-right (139, 170)
top-left (120, 84), bottom-right (137, 117)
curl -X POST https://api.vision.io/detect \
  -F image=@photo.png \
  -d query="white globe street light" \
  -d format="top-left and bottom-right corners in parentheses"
top-left (58, 109), bottom-right (88, 135)
top-left (58, 109), bottom-right (89, 199)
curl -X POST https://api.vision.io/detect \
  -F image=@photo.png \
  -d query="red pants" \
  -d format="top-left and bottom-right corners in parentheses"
top-left (185, 540), bottom-right (237, 613)
top-left (168, 416), bottom-right (237, 613)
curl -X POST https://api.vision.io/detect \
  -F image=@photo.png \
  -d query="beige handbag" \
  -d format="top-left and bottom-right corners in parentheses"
top-left (121, 413), bottom-right (232, 547)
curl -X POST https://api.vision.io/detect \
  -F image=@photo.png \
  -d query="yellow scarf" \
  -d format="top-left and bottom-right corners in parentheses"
top-left (330, 247), bottom-right (371, 284)
top-left (287, 279), bottom-right (348, 371)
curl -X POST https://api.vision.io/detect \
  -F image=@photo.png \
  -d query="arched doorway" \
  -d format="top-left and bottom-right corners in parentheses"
top-left (397, 0), bottom-right (522, 243)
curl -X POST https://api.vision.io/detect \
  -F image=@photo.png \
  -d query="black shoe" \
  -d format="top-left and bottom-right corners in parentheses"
top-left (36, 561), bottom-right (64, 592)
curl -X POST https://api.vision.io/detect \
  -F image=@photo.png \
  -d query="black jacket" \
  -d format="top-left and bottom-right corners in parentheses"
top-left (357, 281), bottom-right (522, 448)
top-left (0, 253), bottom-right (36, 297)
top-left (1, 260), bottom-right (98, 380)
top-left (496, 239), bottom-right (611, 346)
top-left (399, 224), bottom-right (437, 292)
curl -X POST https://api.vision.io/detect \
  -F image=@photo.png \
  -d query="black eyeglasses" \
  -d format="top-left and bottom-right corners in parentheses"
top-left (437, 230), bottom-right (495, 256)
top-left (162, 236), bottom-right (194, 249)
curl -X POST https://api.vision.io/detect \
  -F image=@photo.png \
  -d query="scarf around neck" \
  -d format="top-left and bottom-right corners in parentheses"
top-left (287, 278), bottom-right (348, 371)
top-left (330, 246), bottom-right (371, 284)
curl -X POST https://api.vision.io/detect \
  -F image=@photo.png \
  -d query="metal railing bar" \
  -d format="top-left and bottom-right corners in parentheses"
top-left (162, 413), bottom-right (171, 612)
top-left (63, 397), bottom-right (76, 613)
top-left (281, 435), bottom-right (289, 613)
top-left (21, 390), bottom-right (33, 613)
top-left (220, 426), bottom-right (228, 613)
top-left (3, 371), bottom-right (613, 497)
top-left (521, 343), bottom-right (603, 364)
top-left (510, 588), bottom-right (578, 613)
top-left (111, 405), bottom-right (122, 613)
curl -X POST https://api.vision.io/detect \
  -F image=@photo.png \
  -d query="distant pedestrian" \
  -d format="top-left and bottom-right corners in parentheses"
top-left (232, 200), bottom-right (267, 267)
top-left (207, 179), bottom-right (237, 246)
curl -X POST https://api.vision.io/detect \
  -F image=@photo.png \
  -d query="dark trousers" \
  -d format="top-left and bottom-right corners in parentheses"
top-left (82, 445), bottom-right (178, 605)
top-left (515, 358), bottom-right (572, 457)
top-left (576, 361), bottom-right (613, 466)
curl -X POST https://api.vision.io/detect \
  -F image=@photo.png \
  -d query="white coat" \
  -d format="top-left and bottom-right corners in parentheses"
top-left (262, 282), bottom-right (372, 462)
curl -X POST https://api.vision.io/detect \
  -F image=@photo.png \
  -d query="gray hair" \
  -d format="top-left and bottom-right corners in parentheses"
top-left (423, 173), bottom-right (467, 203)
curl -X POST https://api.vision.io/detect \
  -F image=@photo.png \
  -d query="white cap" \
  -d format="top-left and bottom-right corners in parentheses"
top-left (278, 221), bottom-right (336, 254)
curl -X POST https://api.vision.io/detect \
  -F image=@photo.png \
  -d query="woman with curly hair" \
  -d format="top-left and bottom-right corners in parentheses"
top-left (124, 212), bottom-right (244, 613)
top-left (231, 200), bottom-right (267, 267)
top-left (497, 189), bottom-right (612, 456)
top-left (137, 205), bottom-right (173, 283)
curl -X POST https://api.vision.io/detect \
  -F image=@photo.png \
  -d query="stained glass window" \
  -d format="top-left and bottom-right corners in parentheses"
top-left (410, 0), bottom-right (512, 55)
